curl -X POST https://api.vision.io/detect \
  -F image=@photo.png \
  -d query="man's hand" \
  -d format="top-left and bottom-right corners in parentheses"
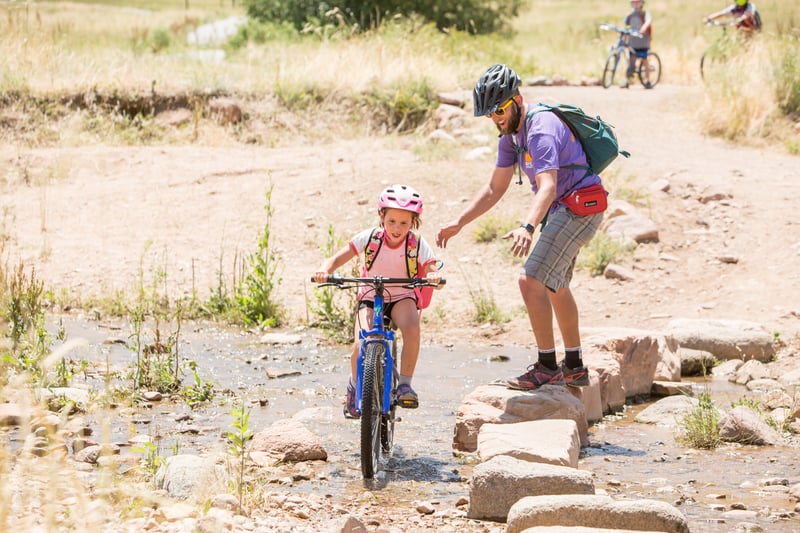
top-left (502, 227), bottom-right (534, 258)
top-left (436, 222), bottom-right (461, 248)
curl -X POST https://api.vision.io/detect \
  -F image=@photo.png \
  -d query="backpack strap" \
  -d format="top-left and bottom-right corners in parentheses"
top-left (363, 227), bottom-right (383, 272)
top-left (405, 231), bottom-right (419, 278)
top-left (527, 107), bottom-right (593, 178)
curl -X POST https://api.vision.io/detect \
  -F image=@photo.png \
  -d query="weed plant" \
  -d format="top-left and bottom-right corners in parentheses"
top-left (227, 400), bottom-right (253, 513)
top-left (577, 231), bottom-right (635, 277)
top-left (676, 389), bottom-right (722, 449)
top-left (234, 187), bottom-right (284, 327)
top-left (472, 215), bottom-right (518, 244)
top-left (467, 285), bottom-right (508, 325)
top-left (312, 225), bottom-right (357, 342)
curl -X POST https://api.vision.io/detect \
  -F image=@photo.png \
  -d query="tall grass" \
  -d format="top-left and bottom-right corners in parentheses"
top-left (1, 1), bottom-right (797, 147)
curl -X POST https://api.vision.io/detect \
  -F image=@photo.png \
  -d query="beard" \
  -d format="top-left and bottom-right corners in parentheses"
top-left (494, 101), bottom-right (522, 136)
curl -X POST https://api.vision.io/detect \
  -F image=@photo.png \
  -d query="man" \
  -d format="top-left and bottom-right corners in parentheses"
top-left (436, 64), bottom-right (601, 390)
top-left (622, 0), bottom-right (653, 89)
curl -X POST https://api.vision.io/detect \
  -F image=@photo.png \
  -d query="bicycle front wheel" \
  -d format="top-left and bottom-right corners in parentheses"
top-left (360, 342), bottom-right (384, 479)
top-left (380, 338), bottom-right (398, 454)
top-left (638, 51), bottom-right (661, 88)
top-left (601, 52), bottom-right (620, 89)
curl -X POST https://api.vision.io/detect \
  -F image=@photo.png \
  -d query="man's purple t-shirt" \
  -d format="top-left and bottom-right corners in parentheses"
top-left (496, 107), bottom-right (600, 204)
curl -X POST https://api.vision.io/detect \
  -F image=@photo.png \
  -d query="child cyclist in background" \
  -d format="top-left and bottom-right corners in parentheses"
top-left (622, 0), bottom-right (653, 89)
top-left (314, 184), bottom-right (443, 419)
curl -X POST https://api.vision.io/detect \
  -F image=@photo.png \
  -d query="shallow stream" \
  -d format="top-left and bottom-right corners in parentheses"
top-left (48, 318), bottom-right (800, 531)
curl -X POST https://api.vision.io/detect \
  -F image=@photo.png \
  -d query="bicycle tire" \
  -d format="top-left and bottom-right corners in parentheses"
top-left (380, 338), bottom-right (397, 454)
top-left (601, 52), bottom-right (620, 89)
top-left (638, 51), bottom-right (661, 88)
top-left (700, 49), bottom-right (721, 82)
top-left (360, 342), bottom-right (384, 479)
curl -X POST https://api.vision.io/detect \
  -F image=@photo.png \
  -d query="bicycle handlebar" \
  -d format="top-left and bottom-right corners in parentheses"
top-left (599, 23), bottom-right (643, 39)
top-left (311, 275), bottom-right (446, 288)
top-left (704, 19), bottom-right (737, 28)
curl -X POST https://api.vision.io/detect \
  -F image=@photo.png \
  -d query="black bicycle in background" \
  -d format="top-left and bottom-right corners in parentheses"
top-left (599, 23), bottom-right (662, 89)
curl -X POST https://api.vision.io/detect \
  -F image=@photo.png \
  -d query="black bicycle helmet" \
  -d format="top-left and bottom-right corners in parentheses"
top-left (473, 64), bottom-right (521, 117)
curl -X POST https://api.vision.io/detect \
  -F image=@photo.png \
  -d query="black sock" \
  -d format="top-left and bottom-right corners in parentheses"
top-left (565, 347), bottom-right (583, 369)
top-left (538, 349), bottom-right (557, 371)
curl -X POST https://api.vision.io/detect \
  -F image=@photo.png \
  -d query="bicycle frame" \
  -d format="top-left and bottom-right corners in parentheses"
top-left (354, 291), bottom-right (395, 418)
top-left (599, 23), bottom-right (660, 89)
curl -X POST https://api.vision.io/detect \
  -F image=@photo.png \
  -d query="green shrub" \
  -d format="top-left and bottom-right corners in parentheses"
top-left (244, 0), bottom-right (522, 35)
top-left (577, 231), bottom-right (634, 276)
top-left (472, 215), bottom-right (517, 244)
top-left (676, 390), bottom-right (722, 449)
top-left (774, 35), bottom-right (800, 116)
top-left (362, 78), bottom-right (438, 133)
top-left (468, 286), bottom-right (508, 325)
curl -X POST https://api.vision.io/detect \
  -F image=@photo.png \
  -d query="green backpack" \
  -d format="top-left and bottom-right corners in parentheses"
top-left (526, 103), bottom-right (630, 177)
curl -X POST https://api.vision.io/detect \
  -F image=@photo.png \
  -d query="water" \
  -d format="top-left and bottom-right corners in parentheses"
top-left (38, 317), bottom-right (800, 530)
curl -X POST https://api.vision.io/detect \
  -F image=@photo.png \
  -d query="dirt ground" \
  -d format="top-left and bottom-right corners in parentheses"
top-left (2, 83), bottom-right (800, 348)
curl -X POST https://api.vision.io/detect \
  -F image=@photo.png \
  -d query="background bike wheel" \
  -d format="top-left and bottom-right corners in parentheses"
top-left (601, 53), bottom-right (619, 89)
top-left (360, 343), bottom-right (384, 479)
top-left (700, 50), bottom-right (722, 82)
top-left (638, 51), bottom-right (661, 88)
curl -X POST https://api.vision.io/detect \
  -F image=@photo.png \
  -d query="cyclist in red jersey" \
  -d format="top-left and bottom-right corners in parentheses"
top-left (706, 0), bottom-right (762, 34)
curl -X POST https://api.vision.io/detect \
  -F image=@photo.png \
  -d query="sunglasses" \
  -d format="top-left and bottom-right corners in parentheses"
top-left (486, 97), bottom-right (515, 118)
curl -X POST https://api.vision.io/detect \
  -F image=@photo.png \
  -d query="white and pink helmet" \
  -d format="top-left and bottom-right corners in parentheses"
top-left (377, 184), bottom-right (423, 214)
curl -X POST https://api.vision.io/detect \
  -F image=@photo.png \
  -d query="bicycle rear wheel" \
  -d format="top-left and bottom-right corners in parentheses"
top-left (700, 48), bottom-right (723, 82)
top-left (638, 51), bottom-right (661, 88)
top-left (360, 342), bottom-right (384, 479)
top-left (601, 52), bottom-right (620, 89)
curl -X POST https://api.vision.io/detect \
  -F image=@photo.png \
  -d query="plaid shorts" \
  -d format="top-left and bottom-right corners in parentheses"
top-left (523, 207), bottom-right (603, 292)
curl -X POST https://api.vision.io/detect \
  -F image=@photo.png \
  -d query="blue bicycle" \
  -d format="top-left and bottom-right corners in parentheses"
top-left (599, 23), bottom-right (661, 89)
top-left (314, 275), bottom-right (445, 479)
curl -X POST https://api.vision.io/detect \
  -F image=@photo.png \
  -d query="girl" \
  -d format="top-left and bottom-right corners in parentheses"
top-left (314, 184), bottom-right (442, 418)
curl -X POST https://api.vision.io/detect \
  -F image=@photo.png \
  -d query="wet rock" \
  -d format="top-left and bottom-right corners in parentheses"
top-left (634, 395), bottom-right (703, 427)
top-left (74, 443), bottom-right (120, 464)
top-left (664, 318), bottom-right (775, 362)
top-left (142, 391), bottom-right (162, 402)
top-left (453, 384), bottom-right (587, 452)
top-left (732, 359), bottom-right (771, 385)
top-left (266, 368), bottom-right (302, 379)
top-left (678, 347), bottom-right (716, 377)
top-left (415, 501), bottom-right (435, 514)
top-left (477, 419), bottom-right (581, 467)
top-left (506, 494), bottom-right (690, 533)
top-left (650, 380), bottom-right (693, 397)
top-left (259, 332), bottom-right (302, 345)
top-left (468, 455), bottom-right (594, 521)
top-left (154, 454), bottom-right (219, 500)
top-left (250, 419), bottom-right (327, 462)
top-left (718, 406), bottom-right (783, 445)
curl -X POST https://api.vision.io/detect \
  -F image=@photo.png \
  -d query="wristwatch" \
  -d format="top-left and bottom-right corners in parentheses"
top-left (520, 223), bottom-right (535, 234)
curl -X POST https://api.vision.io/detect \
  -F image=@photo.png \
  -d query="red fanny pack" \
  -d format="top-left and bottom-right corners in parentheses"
top-left (562, 183), bottom-right (608, 216)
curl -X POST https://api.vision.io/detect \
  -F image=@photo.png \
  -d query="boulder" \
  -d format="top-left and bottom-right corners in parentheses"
top-left (468, 455), bottom-right (594, 522)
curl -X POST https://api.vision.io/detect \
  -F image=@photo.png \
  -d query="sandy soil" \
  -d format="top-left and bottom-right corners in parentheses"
top-left (3, 83), bottom-right (800, 348)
